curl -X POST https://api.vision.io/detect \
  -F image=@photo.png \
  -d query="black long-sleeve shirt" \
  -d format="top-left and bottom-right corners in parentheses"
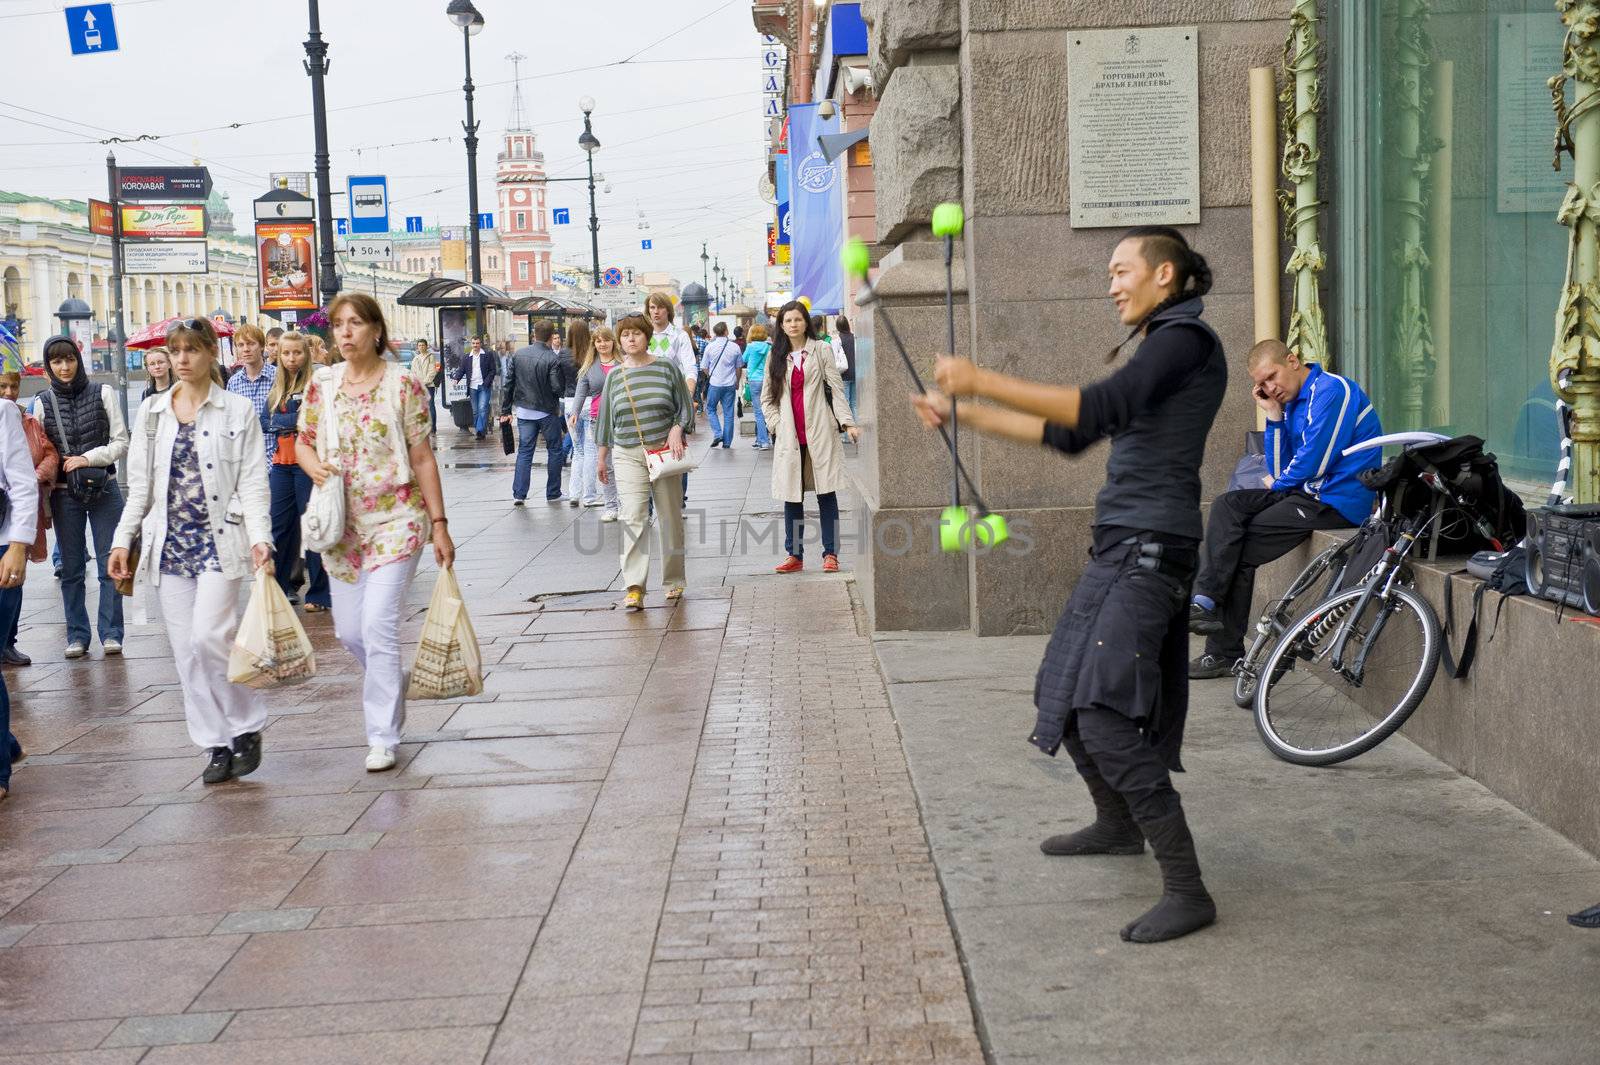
top-left (1040, 299), bottom-right (1227, 543)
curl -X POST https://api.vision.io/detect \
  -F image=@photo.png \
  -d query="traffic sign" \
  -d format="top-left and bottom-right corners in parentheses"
top-left (65, 4), bottom-right (117, 56)
top-left (552, 208), bottom-right (570, 225)
top-left (641, 240), bottom-right (652, 250)
top-left (346, 239), bottom-right (393, 262)
top-left (335, 218), bottom-right (348, 236)
top-left (602, 267), bottom-right (623, 287)
top-left (119, 167), bottom-right (212, 202)
top-left (347, 175), bottom-right (389, 234)
top-left (476, 212), bottom-right (495, 230)
top-left (405, 216), bottom-right (424, 233)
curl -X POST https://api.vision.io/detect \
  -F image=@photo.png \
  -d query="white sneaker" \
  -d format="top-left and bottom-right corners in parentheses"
top-left (599, 511), bottom-right (619, 523)
top-left (584, 498), bottom-right (605, 507)
top-left (364, 744), bottom-right (397, 772)
top-left (64, 641), bottom-right (87, 660)
top-left (102, 639), bottom-right (123, 656)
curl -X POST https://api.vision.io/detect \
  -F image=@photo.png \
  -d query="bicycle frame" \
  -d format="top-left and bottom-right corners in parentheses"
top-left (1326, 515), bottom-right (1427, 682)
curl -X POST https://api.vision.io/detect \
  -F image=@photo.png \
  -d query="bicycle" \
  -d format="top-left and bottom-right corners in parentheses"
top-left (1249, 432), bottom-right (1465, 767)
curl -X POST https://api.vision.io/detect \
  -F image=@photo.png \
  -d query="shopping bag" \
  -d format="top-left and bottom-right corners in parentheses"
top-left (228, 569), bottom-right (318, 689)
top-left (407, 566), bottom-right (483, 699)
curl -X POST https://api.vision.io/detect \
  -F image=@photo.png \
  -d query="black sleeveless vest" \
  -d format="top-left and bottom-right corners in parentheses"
top-left (41, 384), bottom-right (112, 460)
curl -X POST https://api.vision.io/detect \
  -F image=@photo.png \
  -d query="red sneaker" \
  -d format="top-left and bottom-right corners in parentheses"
top-left (822, 554), bottom-right (840, 572)
top-left (774, 555), bottom-right (804, 574)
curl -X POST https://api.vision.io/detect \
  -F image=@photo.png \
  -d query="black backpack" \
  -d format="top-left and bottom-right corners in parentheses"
top-left (1359, 436), bottom-right (1527, 554)
top-left (1441, 547), bottom-right (1529, 681)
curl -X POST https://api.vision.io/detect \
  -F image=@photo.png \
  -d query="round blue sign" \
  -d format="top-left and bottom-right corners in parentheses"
top-left (603, 267), bottom-right (624, 287)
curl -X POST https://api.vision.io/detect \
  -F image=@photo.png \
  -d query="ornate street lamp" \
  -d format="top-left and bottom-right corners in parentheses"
top-left (579, 97), bottom-right (602, 290)
top-left (447, 0), bottom-right (485, 290)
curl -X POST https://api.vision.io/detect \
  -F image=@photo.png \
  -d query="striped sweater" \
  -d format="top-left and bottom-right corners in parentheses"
top-left (595, 359), bottom-right (693, 449)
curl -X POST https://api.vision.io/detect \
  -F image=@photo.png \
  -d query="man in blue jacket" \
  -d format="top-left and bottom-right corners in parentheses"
top-left (1189, 339), bottom-right (1383, 678)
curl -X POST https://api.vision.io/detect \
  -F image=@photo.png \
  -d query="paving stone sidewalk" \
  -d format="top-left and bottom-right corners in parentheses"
top-left (0, 433), bottom-right (984, 1064)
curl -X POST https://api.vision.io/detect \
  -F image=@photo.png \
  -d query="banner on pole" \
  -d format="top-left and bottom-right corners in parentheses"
top-left (256, 221), bottom-right (318, 311)
top-left (784, 103), bottom-right (844, 314)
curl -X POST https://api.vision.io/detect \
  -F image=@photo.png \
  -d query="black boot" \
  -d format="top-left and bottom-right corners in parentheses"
top-left (202, 746), bottom-right (234, 785)
top-left (1041, 774), bottom-right (1145, 856)
top-left (1121, 808), bottom-right (1216, 943)
top-left (231, 731), bottom-right (262, 778)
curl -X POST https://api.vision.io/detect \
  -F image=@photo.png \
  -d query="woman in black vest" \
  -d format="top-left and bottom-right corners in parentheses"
top-left (34, 336), bottom-right (128, 660)
top-left (913, 227), bottom-right (1226, 944)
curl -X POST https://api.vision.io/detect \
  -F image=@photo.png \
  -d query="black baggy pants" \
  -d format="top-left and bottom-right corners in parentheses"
top-left (1194, 488), bottom-right (1351, 659)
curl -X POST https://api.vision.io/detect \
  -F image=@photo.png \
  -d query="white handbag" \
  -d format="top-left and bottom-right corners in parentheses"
top-left (300, 366), bottom-right (346, 553)
top-left (620, 363), bottom-right (698, 483)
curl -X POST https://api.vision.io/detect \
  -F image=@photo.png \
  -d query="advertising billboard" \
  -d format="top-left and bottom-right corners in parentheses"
top-left (256, 221), bottom-right (318, 311)
top-left (119, 204), bottom-right (207, 239)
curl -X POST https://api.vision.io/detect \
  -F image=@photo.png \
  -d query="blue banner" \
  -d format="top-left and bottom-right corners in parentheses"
top-left (774, 152), bottom-right (790, 247)
top-left (785, 103), bottom-right (843, 313)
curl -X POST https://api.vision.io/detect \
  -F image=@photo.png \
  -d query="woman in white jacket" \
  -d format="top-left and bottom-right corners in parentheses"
top-left (108, 318), bottom-right (274, 785)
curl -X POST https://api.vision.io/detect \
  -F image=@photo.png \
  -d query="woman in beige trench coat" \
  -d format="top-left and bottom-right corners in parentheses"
top-left (762, 300), bottom-right (860, 573)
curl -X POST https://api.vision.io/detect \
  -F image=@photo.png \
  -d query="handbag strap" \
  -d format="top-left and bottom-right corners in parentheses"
top-left (44, 389), bottom-right (77, 457)
top-left (317, 365), bottom-right (343, 462)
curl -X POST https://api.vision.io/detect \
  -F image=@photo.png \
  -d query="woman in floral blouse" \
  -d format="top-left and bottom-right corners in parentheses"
top-left (297, 292), bottom-right (455, 773)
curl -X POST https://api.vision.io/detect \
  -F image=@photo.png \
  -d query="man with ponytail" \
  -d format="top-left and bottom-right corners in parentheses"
top-left (913, 226), bottom-right (1225, 944)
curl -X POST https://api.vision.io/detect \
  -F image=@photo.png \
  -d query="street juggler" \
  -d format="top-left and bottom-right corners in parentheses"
top-left (911, 226), bottom-right (1226, 944)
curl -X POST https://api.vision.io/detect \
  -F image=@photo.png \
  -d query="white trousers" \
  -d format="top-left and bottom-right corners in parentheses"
top-left (158, 572), bottom-right (268, 750)
top-left (329, 552), bottom-right (421, 748)
top-left (612, 445), bottom-right (685, 592)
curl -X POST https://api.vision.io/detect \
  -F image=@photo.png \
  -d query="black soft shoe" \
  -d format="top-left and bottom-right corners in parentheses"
top-left (1189, 652), bottom-right (1238, 680)
top-left (231, 731), bottom-right (262, 778)
top-left (1188, 602), bottom-right (1223, 635)
top-left (1041, 773), bottom-right (1146, 856)
top-left (1568, 904), bottom-right (1600, 929)
top-left (202, 746), bottom-right (234, 784)
top-left (1, 648), bottom-right (31, 667)
top-left (1121, 808), bottom-right (1217, 944)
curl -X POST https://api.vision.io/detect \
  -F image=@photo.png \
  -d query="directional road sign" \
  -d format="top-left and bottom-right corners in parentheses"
top-left (641, 240), bottom-right (652, 250)
top-left (65, 4), bottom-right (117, 56)
top-left (405, 216), bottom-right (424, 233)
top-left (552, 208), bottom-right (570, 225)
top-left (345, 239), bottom-right (394, 263)
top-left (347, 175), bottom-right (389, 235)
top-left (336, 218), bottom-right (348, 236)
top-left (477, 212), bottom-right (495, 230)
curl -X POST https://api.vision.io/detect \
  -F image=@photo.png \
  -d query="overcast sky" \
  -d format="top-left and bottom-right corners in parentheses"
top-left (1, 0), bottom-right (772, 288)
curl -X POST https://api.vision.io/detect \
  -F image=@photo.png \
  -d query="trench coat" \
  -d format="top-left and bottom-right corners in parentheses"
top-left (761, 339), bottom-right (857, 504)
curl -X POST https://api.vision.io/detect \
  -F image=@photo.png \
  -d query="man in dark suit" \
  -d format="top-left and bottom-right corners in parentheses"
top-left (450, 335), bottom-right (499, 440)
top-left (499, 320), bottom-right (567, 503)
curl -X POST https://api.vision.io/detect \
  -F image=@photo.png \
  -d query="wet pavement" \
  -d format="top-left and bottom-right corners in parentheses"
top-left (0, 427), bottom-right (984, 1063)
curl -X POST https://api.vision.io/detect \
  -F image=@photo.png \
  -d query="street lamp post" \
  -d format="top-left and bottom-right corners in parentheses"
top-left (711, 256), bottom-right (720, 313)
top-left (579, 98), bottom-right (602, 290)
top-left (701, 243), bottom-right (710, 296)
top-left (303, 0), bottom-right (340, 305)
top-left (447, 0), bottom-right (485, 335)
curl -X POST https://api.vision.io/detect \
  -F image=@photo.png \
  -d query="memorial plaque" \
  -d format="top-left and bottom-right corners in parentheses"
top-left (1496, 14), bottom-right (1569, 214)
top-left (1067, 26), bottom-right (1200, 228)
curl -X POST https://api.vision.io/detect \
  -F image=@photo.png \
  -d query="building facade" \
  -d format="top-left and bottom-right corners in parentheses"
top-left (496, 128), bottom-right (556, 294)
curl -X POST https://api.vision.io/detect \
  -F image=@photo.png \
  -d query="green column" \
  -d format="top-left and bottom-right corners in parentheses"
top-left (1388, 0), bottom-right (1439, 430)
top-left (1281, 0), bottom-right (1329, 367)
top-left (1550, 0), bottom-right (1600, 503)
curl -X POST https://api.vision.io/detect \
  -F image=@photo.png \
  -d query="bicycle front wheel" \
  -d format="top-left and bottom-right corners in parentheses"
top-left (1253, 585), bottom-right (1441, 766)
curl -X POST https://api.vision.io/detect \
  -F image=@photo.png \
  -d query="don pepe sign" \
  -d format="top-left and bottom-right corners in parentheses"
top-left (119, 204), bottom-right (208, 239)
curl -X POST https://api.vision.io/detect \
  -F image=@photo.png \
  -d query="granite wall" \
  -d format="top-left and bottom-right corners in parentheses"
top-left (859, 0), bottom-right (1293, 635)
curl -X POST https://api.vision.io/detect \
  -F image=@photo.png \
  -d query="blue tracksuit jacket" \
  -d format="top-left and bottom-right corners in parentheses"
top-left (1264, 364), bottom-right (1384, 524)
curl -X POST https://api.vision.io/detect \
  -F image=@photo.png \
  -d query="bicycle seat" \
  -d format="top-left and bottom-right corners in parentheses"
top-left (1342, 431), bottom-right (1452, 458)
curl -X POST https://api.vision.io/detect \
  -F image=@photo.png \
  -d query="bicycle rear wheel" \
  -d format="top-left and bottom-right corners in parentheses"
top-left (1253, 584), bottom-right (1440, 766)
top-left (1231, 544), bottom-right (1348, 710)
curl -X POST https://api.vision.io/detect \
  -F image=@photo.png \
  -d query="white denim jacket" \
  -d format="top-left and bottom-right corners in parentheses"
top-left (112, 384), bottom-right (272, 587)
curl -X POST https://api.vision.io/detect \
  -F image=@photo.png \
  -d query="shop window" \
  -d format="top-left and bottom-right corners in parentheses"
top-left (1331, 0), bottom-right (1569, 484)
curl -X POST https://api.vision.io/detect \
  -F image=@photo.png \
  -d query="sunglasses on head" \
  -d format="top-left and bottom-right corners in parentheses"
top-left (167, 317), bottom-right (211, 336)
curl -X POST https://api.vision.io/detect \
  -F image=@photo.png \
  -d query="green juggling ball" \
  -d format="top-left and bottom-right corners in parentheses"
top-left (841, 238), bottom-right (872, 278)
top-left (931, 202), bottom-right (965, 238)
top-left (939, 506), bottom-right (1011, 552)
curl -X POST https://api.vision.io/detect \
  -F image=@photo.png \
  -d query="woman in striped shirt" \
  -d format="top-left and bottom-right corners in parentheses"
top-left (596, 314), bottom-right (694, 611)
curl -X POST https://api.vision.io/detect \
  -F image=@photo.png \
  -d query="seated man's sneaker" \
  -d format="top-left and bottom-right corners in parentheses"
top-left (1187, 602), bottom-right (1222, 636)
top-left (1189, 652), bottom-right (1238, 680)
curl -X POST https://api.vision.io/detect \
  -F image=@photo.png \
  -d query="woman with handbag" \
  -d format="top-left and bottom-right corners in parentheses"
top-left (0, 372), bottom-right (59, 668)
top-left (107, 318), bottom-right (275, 785)
top-left (762, 301), bottom-right (859, 575)
top-left (570, 324), bottom-right (621, 517)
top-left (297, 293), bottom-right (455, 773)
top-left (266, 332), bottom-right (330, 614)
top-left (34, 336), bottom-right (128, 659)
top-left (595, 314), bottom-right (693, 612)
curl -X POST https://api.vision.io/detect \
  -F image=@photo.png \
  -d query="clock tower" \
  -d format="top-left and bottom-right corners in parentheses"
top-left (496, 53), bottom-right (553, 295)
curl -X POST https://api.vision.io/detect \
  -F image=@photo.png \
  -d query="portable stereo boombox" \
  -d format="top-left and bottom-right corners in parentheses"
top-left (1523, 504), bottom-right (1600, 616)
